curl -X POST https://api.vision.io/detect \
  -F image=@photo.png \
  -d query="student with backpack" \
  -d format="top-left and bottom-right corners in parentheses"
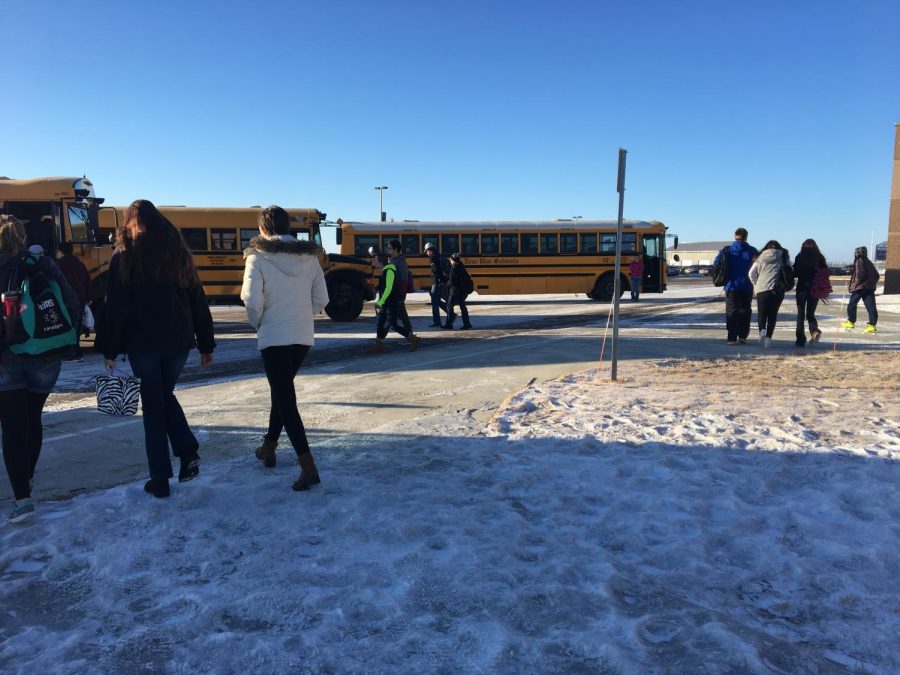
top-left (0, 214), bottom-right (80, 522)
top-left (386, 239), bottom-right (416, 337)
top-left (443, 252), bottom-right (473, 330)
top-left (712, 227), bottom-right (759, 345)
top-left (749, 240), bottom-right (793, 347)
top-left (369, 252), bottom-right (421, 353)
top-left (792, 238), bottom-right (828, 347)
top-left (424, 242), bottom-right (449, 327)
top-left (100, 200), bottom-right (215, 499)
top-left (842, 246), bottom-right (880, 333)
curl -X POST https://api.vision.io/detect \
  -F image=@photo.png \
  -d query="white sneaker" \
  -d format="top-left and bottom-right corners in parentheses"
top-left (759, 330), bottom-right (767, 345)
top-left (763, 337), bottom-right (771, 348)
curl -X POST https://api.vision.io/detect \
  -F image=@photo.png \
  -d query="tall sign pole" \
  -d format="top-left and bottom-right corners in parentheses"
top-left (611, 148), bottom-right (627, 381)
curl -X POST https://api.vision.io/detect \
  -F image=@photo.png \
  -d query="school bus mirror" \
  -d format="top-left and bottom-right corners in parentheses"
top-left (335, 228), bottom-right (343, 245)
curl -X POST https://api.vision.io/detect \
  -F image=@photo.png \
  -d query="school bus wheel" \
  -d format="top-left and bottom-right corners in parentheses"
top-left (325, 282), bottom-right (364, 322)
top-left (590, 272), bottom-right (627, 302)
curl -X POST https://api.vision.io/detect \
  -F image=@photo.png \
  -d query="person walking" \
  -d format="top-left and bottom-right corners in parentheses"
top-left (386, 239), bottom-right (415, 336)
top-left (101, 200), bottom-right (215, 499)
top-left (629, 254), bottom-right (644, 302)
top-left (424, 242), bottom-right (449, 327)
top-left (842, 246), bottom-right (879, 333)
top-left (792, 238), bottom-right (827, 347)
top-left (241, 206), bottom-right (329, 490)
top-left (749, 240), bottom-right (792, 347)
top-left (370, 252), bottom-right (421, 353)
top-left (712, 227), bottom-right (759, 345)
top-left (0, 215), bottom-right (80, 521)
top-left (55, 242), bottom-right (92, 360)
top-left (443, 252), bottom-right (473, 330)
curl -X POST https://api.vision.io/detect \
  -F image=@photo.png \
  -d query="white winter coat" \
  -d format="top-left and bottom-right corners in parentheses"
top-left (240, 235), bottom-right (329, 349)
top-left (749, 248), bottom-right (790, 294)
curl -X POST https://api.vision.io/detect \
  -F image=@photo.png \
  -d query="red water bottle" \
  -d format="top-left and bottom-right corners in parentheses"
top-left (1, 290), bottom-right (19, 318)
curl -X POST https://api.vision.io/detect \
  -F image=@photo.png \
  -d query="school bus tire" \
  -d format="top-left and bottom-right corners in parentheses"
top-left (590, 272), bottom-right (627, 302)
top-left (325, 282), bottom-right (364, 322)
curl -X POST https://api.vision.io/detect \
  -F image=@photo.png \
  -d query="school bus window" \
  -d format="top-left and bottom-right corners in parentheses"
top-left (481, 233), bottom-right (499, 255)
top-left (522, 233), bottom-right (538, 255)
top-left (580, 233), bottom-right (597, 254)
top-left (622, 233), bottom-right (637, 253)
top-left (501, 233), bottom-right (519, 255)
top-left (380, 234), bottom-right (399, 251)
top-left (422, 234), bottom-right (439, 251)
top-left (356, 235), bottom-right (379, 256)
top-left (540, 233), bottom-right (558, 254)
top-left (210, 229), bottom-right (238, 251)
top-left (600, 233), bottom-right (616, 254)
top-left (68, 204), bottom-right (91, 243)
top-left (402, 234), bottom-right (419, 255)
top-left (441, 234), bottom-right (459, 254)
top-left (461, 233), bottom-right (478, 255)
top-left (240, 228), bottom-right (256, 249)
top-left (292, 229), bottom-right (311, 242)
top-left (181, 228), bottom-right (208, 251)
top-left (560, 233), bottom-right (577, 254)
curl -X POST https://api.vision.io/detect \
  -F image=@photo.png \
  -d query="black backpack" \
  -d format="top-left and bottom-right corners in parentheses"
top-left (461, 268), bottom-right (474, 295)
top-left (712, 247), bottom-right (729, 287)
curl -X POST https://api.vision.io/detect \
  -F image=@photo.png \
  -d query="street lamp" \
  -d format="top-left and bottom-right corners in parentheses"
top-left (374, 186), bottom-right (388, 222)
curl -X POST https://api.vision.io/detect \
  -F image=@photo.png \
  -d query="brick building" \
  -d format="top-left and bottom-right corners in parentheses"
top-left (886, 122), bottom-right (900, 294)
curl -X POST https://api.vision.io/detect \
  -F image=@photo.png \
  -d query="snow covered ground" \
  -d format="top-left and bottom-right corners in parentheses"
top-left (1, 292), bottom-right (899, 672)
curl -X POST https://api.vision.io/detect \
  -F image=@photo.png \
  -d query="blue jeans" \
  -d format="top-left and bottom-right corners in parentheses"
top-left (429, 284), bottom-right (448, 325)
top-left (127, 351), bottom-right (197, 481)
top-left (847, 289), bottom-right (877, 326)
top-left (630, 277), bottom-right (641, 301)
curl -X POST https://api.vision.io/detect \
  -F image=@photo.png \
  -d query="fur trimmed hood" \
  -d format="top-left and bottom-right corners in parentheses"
top-left (244, 235), bottom-right (320, 257)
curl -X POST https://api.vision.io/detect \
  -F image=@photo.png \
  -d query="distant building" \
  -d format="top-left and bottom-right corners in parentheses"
top-left (876, 241), bottom-right (887, 262)
top-left (667, 241), bottom-right (731, 270)
top-left (885, 122), bottom-right (900, 293)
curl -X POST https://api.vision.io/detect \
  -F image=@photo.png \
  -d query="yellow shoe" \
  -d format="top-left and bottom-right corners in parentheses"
top-left (864, 324), bottom-right (877, 334)
top-left (841, 320), bottom-right (855, 330)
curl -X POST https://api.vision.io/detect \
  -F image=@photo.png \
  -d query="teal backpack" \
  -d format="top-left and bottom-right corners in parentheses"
top-left (3, 252), bottom-right (77, 356)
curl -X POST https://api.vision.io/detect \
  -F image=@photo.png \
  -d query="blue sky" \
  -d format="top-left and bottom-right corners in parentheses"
top-left (4, 1), bottom-right (898, 260)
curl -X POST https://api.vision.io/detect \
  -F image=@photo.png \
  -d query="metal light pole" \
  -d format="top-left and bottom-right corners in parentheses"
top-left (611, 148), bottom-right (627, 381)
top-left (374, 186), bottom-right (388, 222)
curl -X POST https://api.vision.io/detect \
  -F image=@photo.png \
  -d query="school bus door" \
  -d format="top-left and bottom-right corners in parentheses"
top-left (642, 233), bottom-right (664, 292)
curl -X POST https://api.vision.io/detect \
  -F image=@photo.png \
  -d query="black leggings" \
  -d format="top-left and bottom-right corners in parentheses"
top-left (0, 390), bottom-right (50, 500)
top-left (756, 290), bottom-right (785, 338)
top-left (260, 344), bottom-right (311, 458)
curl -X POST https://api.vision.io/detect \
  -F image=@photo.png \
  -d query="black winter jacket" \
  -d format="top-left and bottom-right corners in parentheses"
top-left (100, 252), bottom-right (215, 359)
top-left (448, 262), bottom-right (471, 301)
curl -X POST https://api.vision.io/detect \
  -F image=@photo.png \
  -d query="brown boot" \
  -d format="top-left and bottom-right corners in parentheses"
top-left (255, 437), bottom-right (277, 468)
top-left (293, 452), bottom-right (321, 491)
top-left (406, 333), bottom-right (421, 351)
top-left (369, 339), bottom-right (384, 354)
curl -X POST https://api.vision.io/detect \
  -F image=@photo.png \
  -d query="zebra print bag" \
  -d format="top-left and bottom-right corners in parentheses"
top-left (96, 373), bottom-right (141, 416)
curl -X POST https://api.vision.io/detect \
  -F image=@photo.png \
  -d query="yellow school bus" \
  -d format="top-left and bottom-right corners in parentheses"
top-left (98, 206), bottom-right (376, 321)
top-left (0, 177), bottom-right (375, 321)
top-left (0, 175), bottom-right (109, 276)
top-left (335, 219), bottom-right (673, 300)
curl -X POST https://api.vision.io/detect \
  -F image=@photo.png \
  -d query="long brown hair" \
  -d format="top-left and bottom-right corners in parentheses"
top-left (795, 238), bottom-right (826, 269)
top-left (117, 200), bottom-right (197, 287)
top-left (0, 214), bottom-right (27, 254)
